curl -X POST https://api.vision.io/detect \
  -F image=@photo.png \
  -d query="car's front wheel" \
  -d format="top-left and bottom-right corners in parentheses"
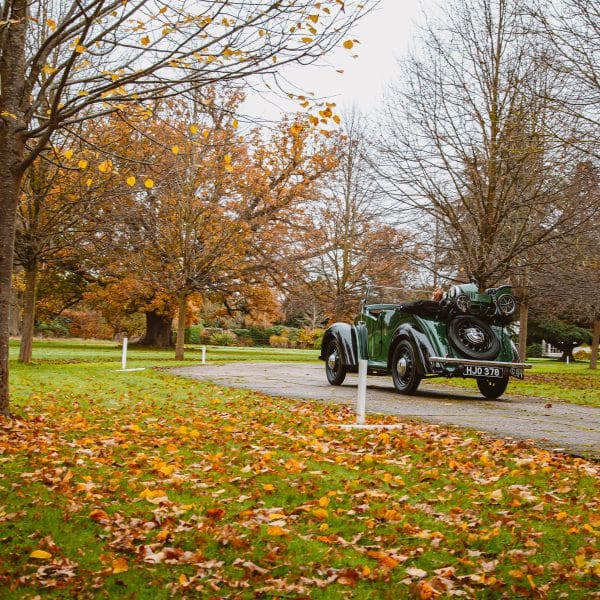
top-left (391, 340), bottom-right (421, 394)
top-left (477, 375), bottom-right (509, 399)
top-left (325, 340), bottom-right (347, 385)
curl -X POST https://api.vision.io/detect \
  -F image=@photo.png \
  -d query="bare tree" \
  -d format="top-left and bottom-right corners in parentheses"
top-left (531, 0), bottom-right (600, 159)
top-left (288, 109), bottom-right (416, 322)
top-left (0, 0), bottom-right (375, 414)
top-left (375, 0), bottom-right (599, 360)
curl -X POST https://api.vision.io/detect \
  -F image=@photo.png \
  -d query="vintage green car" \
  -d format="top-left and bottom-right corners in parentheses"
top-left (320, 283), bottom-right (531, 399)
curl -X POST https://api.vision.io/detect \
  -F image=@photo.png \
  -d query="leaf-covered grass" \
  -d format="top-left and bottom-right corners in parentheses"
top-left (1, 343), bottom-right (598, 598)
top-left (435, 358), bottom-right (600, 407)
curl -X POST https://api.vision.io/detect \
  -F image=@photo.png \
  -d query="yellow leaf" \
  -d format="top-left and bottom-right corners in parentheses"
top-left (46, 18), bottom-right (56, 30)
top-left (312, 508), bottom-right (328, 520)
top-left (77, 159), bottom-right (88, 169)
top-left (126, 176), bottom-right (136, 187)
top-left (141, 35), bottom-right (150, 46)
top-left (171, 145), bottom-right (179, 155)
top-left (262, 483), bottom-right (275, 492)
top-left (333, 115), bottom-right (341, 125)
top-left (64, 149), bottom-right (74, 159)
top-left (232, 119), bottom-right (238, 129)
top-left (98, 159), bottom-right (113, 173)
top-left (86, 178), bottom-right (93, 187)
top-left (314, 428), bottom-right (324, 437)
top-left (301, 37), bottom-right (313, 43)
top-left (343, 39), bottom-right (354, 49)
top-left (555, 511), bottom-right (568, 521)
top-left (308, 14), bottom-right (319, 23)
top-left (267, 525), bottom-right (286, 536)
top-left (202, 129), bottom-right (210, 138)
top-left (75, 44), bottom-right (86, 53)
top-left (30, 550), bottom-right (52, 560)
top-left (144, 178), bottom-right (154, 189)
top-left (318, 496), bottom-right (330, 507)
top-left (77, 90), bottom-right (89, 97)
top-left (190, 124), bottom-right (199, 134)
top-left (42, 64), bottom-right (58, 75)
top-left (112, 557), bottom-right (128, 574)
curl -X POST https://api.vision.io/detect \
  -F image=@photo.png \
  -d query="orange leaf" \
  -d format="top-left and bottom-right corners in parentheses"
top-left (112, 557), bottom-right (128, 574)
top-left (267, 525), bottom-right (286, 536)
top-left (343, 40), bottom-right (354, 49)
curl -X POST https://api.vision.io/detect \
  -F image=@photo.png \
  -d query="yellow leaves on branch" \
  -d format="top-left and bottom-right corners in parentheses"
top-left (98, 159), bottom-right (113, 173)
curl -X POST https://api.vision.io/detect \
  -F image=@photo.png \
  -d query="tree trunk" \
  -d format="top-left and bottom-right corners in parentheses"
top-left (9, 283), bottom-right (21, 337)
top-left (0, 168), bottom-right (24, 416)
top-left (0, 0), bottom-right (29, 416)
top-left (175, 292), bottom-right (187, 360)
top-left (590, 316), bottom-right (599, 370)
top-left (138, 310), bottom-right (173, 347)
top-left (18, 262), bottom-right (38, 364)
top-left (518, 300), bottom-right (528, 360)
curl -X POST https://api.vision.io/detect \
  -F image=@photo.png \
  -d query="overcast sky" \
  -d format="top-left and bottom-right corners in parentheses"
top-left (242, 0), bottom-right (431, 122)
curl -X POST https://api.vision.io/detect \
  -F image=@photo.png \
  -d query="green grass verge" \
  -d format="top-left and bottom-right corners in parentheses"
top-left (432, 358), bottom-right (600, 407)
top-left (0, 340), bottom-right (598, 598)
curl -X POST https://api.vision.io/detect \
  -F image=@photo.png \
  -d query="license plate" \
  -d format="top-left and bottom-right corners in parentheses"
top-left (510, 367), bottom-right (524, 379)
top-left (463, 365), bottom-right (503, 378)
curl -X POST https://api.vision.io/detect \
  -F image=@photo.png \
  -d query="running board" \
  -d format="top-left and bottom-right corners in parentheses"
top-left (429, 356), bottom-right (532, 369)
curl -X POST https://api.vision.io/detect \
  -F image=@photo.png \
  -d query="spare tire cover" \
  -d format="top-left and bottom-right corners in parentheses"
top-left (447, 315), bottom-right (500, 360)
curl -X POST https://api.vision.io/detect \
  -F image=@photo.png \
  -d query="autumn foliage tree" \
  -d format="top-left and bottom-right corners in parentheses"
top-left (0, 0), bottom-right (374, 414)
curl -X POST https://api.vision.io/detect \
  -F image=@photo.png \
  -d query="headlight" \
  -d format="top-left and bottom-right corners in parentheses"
top-left (455, 294), bottom-right (471, 312)
top-left (497, 294), bottom-right (517, 316)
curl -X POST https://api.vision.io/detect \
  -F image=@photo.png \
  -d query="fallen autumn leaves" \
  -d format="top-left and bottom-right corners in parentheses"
top-left (1, 364), bottom-right (599, 598)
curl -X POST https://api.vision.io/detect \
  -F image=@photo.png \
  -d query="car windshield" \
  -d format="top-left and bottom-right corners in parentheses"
top-left (364, 286), bottom-right (432, 306)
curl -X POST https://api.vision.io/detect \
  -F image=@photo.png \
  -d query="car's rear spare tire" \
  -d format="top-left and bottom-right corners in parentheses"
top-left (448, 315), bottom-right (500, 360)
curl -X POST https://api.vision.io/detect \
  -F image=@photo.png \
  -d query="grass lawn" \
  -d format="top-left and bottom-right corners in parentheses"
top-left (430, 358), bottom-right (600, 408)
top-left (0, 339), bottom-right (598, 598)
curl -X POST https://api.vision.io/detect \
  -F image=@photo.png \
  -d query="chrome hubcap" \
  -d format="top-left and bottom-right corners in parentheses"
top-left (396, 356), bottom-right (408, 377)
top-left (327, 352), bottom-right (338, 371)
top-left (464, 327), bottom-right (485, 345)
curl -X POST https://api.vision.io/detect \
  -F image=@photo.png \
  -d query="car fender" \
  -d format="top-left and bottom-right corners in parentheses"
top-left (320, 323), bottom-right (360, 371)
top-left (388, 323), bottom-right (436, 375)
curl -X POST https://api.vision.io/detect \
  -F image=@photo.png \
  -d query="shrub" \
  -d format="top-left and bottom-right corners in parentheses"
top-left (269, 334), bottom-right (289, 348)
top-left (209, 331), bottom-right (237, 346)
top-left (526, 343), bottom-right (543, 358)
top-left (62, 310), bottom-right (113, 339)
top-left (185, 324), bottom-right (204, 344)
top-left (36, 317), bottom-right (71, 338)
top-left (573, 349), bottom-right (591, 361)
top-left (297, 328), bottom-right (324, 349)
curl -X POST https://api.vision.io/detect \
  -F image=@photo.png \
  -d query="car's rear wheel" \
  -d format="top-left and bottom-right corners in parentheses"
top-left (391, 340), bottom-right (421, 395)
top-left (447, 315), bottom-right (500, 360)
top-left (325, 340), bottom-right (347, 385)
top-left (477, 375), bottom-right (509, 399)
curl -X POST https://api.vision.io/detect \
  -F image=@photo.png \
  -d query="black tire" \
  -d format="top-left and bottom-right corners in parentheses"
top-left (447, 315), bottom-right (500, 360)
top-left (477, 375), bottom-right (509, 399)
top-left (325, 340), bottom-right (347, 385)
top-left (391, 340), bottom-right (421, 395)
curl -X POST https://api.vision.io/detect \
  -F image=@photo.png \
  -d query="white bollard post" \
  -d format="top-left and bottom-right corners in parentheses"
top-left (356, 359), bottom-right (368, 424)
top-left (121, 337), bottom-right (128, 370)
top-left (201, 345), bottom-right (206, 365)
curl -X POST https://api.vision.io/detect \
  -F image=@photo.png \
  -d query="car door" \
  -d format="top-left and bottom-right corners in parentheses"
top-left (364, 307), bottom-right (387, 364)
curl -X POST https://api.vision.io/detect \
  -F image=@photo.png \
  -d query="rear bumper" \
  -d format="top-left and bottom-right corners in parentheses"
top-left (429, 357), bottom-right (532, 369)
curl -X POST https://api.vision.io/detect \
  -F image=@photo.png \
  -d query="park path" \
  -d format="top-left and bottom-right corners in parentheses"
top-left (172, 362), bottom-right (600, 460)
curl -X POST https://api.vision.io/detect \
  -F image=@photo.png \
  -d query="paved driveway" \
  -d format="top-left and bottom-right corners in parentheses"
top-left (172, 362), bottom-right (600, 460)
